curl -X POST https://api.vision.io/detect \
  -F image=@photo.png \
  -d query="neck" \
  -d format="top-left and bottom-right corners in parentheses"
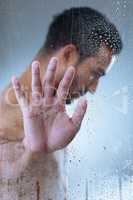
top-left (3, 51), bottom-right (52, 104)
top-left (21, 51), bottom-right (51, 87)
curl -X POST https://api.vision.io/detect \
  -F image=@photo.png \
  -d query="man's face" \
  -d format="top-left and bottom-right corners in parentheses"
top-left (54, 45), bottom-right (112, 104)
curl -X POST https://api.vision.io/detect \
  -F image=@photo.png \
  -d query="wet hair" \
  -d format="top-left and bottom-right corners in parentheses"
top-left (42, 7), bottom-right (123, 60)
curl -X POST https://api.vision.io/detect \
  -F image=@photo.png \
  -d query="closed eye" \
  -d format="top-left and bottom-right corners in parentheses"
top-left (91, 70), bottom-right (105, 80)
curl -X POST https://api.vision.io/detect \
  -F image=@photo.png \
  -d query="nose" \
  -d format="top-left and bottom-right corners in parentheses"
top-left (88, 79), bottom-right (99, 93)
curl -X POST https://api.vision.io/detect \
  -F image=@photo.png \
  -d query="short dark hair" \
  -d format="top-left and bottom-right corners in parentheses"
top-left (42, 7), bottom-right (123, 59)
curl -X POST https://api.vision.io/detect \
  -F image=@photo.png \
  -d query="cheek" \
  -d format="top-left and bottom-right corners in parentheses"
top-left (71, 76), bottom-right (80, 91)
top-left (76, 70), bottom-right (89, 85)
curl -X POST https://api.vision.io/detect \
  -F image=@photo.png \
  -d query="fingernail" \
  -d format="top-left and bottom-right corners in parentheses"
top-left (11, 76), bottom-right (17, 84)
top-left (49, 57), bottom-right (58, 65)
top-left (69, 65), bottom-right (75, 70)
top-left (11, 76), bottom-right (19, 88)
top-left (81, 97), bottom-right (87, 106)
top-left (32, 61), bottom-right (39, 71)
top-left (48, 57), bottom-right (58, 71)
top-left (68, 66), bottom-right (75, 76)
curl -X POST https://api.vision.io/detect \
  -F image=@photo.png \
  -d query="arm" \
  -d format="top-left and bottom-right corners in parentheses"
top-left (0, 141), bottom-right (32, 178)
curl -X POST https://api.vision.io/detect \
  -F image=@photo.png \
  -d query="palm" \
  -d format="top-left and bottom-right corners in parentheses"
top-left (12, 57), bottom-right (87, 153)
top-left (45, 105), bottom-right (77, 152)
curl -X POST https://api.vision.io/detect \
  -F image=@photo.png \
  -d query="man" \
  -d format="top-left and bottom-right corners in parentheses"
top-left (0, 7), bottom-right (122, 199)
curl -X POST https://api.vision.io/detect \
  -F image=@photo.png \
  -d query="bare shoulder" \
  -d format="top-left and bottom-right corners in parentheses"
top-left (0, 86), bottom-right (24, 141)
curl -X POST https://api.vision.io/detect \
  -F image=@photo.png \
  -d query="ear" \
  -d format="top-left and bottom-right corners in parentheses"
top-left (59, 44), bottom-right (79, 67)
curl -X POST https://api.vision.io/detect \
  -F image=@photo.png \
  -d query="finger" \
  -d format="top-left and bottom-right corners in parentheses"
top-left (71, 98), bottom-right (87, 130)
top-left (57, 66), bottom-right (75, 104)
top-left (43, 57), bottom-right (58, 100)
top-left (31, 61), bottom-right (42, 103)
top-left (11, 76), bottom-right (28, 109)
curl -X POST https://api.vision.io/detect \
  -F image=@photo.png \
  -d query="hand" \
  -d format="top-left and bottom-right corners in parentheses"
top-left (11, 57), bottom-right (87, 153)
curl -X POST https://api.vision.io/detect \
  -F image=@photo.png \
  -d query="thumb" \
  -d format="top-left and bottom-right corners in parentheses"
top-left (71, 97), bottom-right (88, 130)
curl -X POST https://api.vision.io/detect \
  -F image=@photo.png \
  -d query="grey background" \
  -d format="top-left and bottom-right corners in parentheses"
top-left (0, 0), bottom-right (133, 199)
